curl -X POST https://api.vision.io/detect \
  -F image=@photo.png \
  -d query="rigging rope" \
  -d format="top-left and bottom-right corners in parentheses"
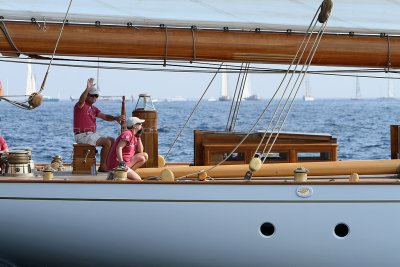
top-left (386, 35), bottom-right (392, 73)
top-left (175, 0), bottom-right (332, 180)
top-left (258, 21), bottom-right (329, 165)
top-left (38, 0), bottom-right (73, 94)
top-left (0, 55), bottom-right (396, 77)
top-left (164, 26), bottom-right (168, 67)
top-left (0, 19), bottom-right (21, 56)
top-left (163, 63), bottom-right (223, 162)
top-left (0, 0), bottom-right (73, 110)
top-left (225, 63), bottom-right (244, 131)
top-left (229, 63), bottom-right (250, 132)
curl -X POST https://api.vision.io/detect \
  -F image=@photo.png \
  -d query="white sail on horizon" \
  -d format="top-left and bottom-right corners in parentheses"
top-left (352, 76), bottom-right (362, 100)
top-left (387, 74), bottom-right (395, 98)
top-left (25, 60), bottom-right (36, 96)
top-left (219, 65), bottom-right (230, 101)
top-left (303, 75), bottom-right (314, 101)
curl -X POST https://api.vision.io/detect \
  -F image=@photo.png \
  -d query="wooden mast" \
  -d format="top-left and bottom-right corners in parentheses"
top-left (0, 21), bottom-right (399, 68)
top-left (120, 95), bottom-right (126, 133)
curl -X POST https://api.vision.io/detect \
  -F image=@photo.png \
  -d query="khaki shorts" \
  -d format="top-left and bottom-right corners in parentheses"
top-left (74, 132), bottom-right (105, 146)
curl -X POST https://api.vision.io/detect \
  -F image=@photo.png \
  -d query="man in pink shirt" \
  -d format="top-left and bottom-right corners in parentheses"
top-left (107, 117), bottom-right (148, 180)
top-left (73, 78), bottom-right (123, 172)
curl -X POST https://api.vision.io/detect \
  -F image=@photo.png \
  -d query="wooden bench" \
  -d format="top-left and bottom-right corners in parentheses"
top-left (72, 144), bottom-right (97, 174)
top-left (203, 142), bottom-right (337, 165)
top-left (194, 130), bottom-right (338, 166)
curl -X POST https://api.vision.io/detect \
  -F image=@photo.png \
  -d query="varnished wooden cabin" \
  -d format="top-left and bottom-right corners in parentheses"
top-left (194, 130), bottom-right (337, 166)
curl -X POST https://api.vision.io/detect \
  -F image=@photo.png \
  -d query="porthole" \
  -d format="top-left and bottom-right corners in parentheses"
top-left (334, 223), bottom-right (349, 238)
top-left (260, 222), bottom-right (275, 237)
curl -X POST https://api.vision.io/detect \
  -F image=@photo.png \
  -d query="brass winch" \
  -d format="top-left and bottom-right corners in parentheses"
top-left (2, 149), bottom-right (35, 177)
top-left (51, 155), bottom-right (65, 171)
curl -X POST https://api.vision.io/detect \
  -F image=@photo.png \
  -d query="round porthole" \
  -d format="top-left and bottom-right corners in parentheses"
top-left (334, 223), bottom-right (349, 238)
top-left (260, 222), bottom-right (275, 237)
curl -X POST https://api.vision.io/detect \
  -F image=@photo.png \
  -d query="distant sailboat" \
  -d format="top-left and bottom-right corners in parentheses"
top-left (25, 60), bottom-right (37, 96)
top-left (219, 65), bottom-right (230, 101)
top-left (302, 75), bottom-right (315, 101)
top-left (43, 91), bottom-right (61, 102)
top-left (351, 76), bottom-right (362, 100)
top-left (242, 74), bottom-right (261, 101)
top-left (383, 74), bottom-right (396, 99)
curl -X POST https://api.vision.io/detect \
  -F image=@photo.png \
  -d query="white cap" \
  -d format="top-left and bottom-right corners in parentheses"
top-left (89, 87), bottom-right (100, 95)
top-left (126, 117), bottom-right (145, 127)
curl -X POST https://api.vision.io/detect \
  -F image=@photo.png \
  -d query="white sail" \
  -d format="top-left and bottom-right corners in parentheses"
top-left (387, 74), bottom-right (395, 98)
top-left (352, 76), bottom-right (362, 100)
top-left (303, 75), bottom-right (314, 101)
top-left (25, 60), bottom-right (36, 95)
top-left (219, 65), bottom-right (230, 101)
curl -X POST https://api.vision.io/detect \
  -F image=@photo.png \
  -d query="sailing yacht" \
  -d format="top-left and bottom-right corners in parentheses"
top-left (302, 75), bottom-right (315, 101)
top-left (4, 1), bottom-right (400, 267)
top-left (351, 76), bottom-right (362, 100)
top-left (25, 60), bottom-right (36, 96)
top-left (243, 74), bottom-right (261, 101)
top-left (219, 65), bottom-right (230, 101)
top-left (43, 91), bottom-right (61, 102)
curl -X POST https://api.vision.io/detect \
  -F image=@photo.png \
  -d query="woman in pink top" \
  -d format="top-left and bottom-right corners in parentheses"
top-left (0, 135), bottom-right (8, 154)
top-left (0, 134), bottom-right (8, 173)
top-left (107, 117), bottom-right (148, 180)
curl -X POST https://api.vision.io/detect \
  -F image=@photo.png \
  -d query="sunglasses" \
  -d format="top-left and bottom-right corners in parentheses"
top-left (89, 94), bottom-right (99, 98)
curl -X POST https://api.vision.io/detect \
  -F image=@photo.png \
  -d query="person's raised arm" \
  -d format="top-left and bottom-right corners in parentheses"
top-left (77, 78), bottom-right (95, 108)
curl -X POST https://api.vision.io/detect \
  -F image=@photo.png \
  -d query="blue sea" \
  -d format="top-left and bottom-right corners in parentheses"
top-left (0, 99), bottom-right (398, 164)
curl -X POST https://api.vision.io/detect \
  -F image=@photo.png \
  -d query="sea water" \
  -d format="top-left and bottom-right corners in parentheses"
top-left (0, 99), bottom-right (398, 164)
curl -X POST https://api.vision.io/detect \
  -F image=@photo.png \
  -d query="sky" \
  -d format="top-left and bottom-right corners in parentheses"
top-left (0, 58), bottom-right (398, 101)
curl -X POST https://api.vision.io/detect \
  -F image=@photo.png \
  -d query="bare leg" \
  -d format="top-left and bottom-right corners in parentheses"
top-left (125, 153), bottom-right (148, 180)
top-left (127, 168), bottom-right (142, 181)
top-left (96, 136), bottom-right (114, 170)
top-left (128, 152), bottom-right (148, 170)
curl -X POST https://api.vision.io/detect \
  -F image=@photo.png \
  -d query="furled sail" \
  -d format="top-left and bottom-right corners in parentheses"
top-left (0, 0), bottom-right (400, 67)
